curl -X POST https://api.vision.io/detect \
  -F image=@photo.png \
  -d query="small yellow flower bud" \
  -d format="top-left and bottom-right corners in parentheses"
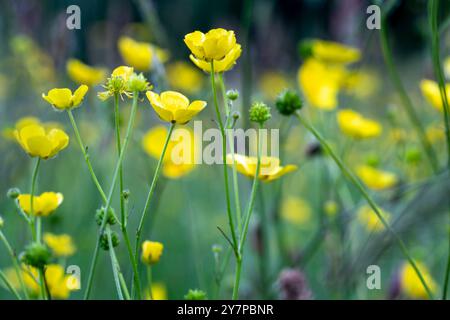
top-left (142, 241), bottom-right (163, 265)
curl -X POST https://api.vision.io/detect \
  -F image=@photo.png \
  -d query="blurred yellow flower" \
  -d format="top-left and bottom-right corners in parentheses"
top-left (324, 200), bottom-right (339, 218)
top-left (184, 28), bottom-right (242, 73)
top-left (226, 154), bottom-right (297, 182)
top-left (344, 69), bottom-right (379, 99)
top-left (400, 262), bottom-right (438, 299)
top-left (259, 71), bottom-right (290, 100)
top-left (142, 241), bottom-right (164, 265)
top-left (337, 109), bottom-right (382, 139)
top-left (146, 90), bottom-right (206, 124)
top-left (166, 61), bottom-right (204, 94)
top-left (43, 233), bottom-right (76, 257)
top-left (118, 36), bottom-right (168, 71)
top-left (357, 205), bottom-right (391, 232)
top-left (308, 39), bottom-right (361, 65)
top-left (281, 197), bottom-right (311, 225)
top-left (426, 124), bottom-right (445, 143)
top-left (420, 79), bottom-right (450, 112)
top-left (356, 165), bottom-right (398, 191)
top-left (298, 58), bottom-right (346, 110)
top-left (14, 124), bottom-right (69, 159)
top-left (66, 59), bottom-right (106, 86)
top-left (18, 192), bottom-right (63, 217)
top-left (146, 283), bottom-right (168, 300)
top-left (142, 125), bottom-right (197, 179)
top-left (44, 264), bottom-right (77, 299)
top-left (42, 85), bottom-right (88, 110)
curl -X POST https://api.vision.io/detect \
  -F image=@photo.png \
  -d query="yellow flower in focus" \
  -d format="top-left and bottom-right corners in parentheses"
top-left (400, 262), bottom-right (438, 299)
top-left (281, 197), bottom-right (311, 225)
top-left (14, 124), bottom-right (69, 159)
top-left (43, 233), bottom-right (76, 257)
top-left (259, 71), bottom-right (290, 100)
top-left (184, 28), bottom-right (242, 73)
top-left (298, 58), bottom-right (346, 110)
top-left (226, 154), bottom-right (297, 182)
top-left (337, 109), bottom-right (382, 139)
top-left (166, 61), bottom-right (204, 94)
top-left (357, 205), bottom-right (391, 232)
top-left (66, 59), bottom-right (106, 86)
top-left (356, 165), bottom-right (398, 191)
top-left (309, 39), bottom-right (361, 65)
top-left (420, 79), bottom-right (450, 112)
top-left (146, 283), bottom-right (168, 300)
top-left (146, 90), bottom-right (206, 124)
top-left (118, 36), bottom-right (168, 71)
top-left (142, 241), bottom-right (164, 265)
top-left (42, 85), bottom-right (88, 110)
top-left (142, 126), bottom-right (197, 179)
top-left (17, 192), bottom-right (63, 217)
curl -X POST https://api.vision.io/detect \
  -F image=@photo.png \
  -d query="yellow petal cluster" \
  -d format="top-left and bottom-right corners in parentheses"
top-left (356, 165), bottom-right (398, 191)
top-left (66, 59), bottom-right (106, 86)
top-left (420, 79), bottom-right (450, 112)
top-left (226, 154), bottom-right (297, 182)
top-left (118, 36), bottom-right (168, 71)
top-left (17, 192), bottom-right (63, 217)
top-left (141, 241), bottom-right (164, 265)
top-left (14, 124), bottom-right (69, 159)
top-left (400, 262), bottom-right (438, 299)
top-left (43, 233), bottom-right (76, 257)
top-left (184, 28), bottom-right (242, 73)
top-left (357, 205), bottom-right (391, 232)
top-left (166, 61), bottom-right (204, 94)
top-left (337, 109), bottom-right (382, 139)
top-left (146, 90), bottom-right (206, 124)
top-left (42, 85), bottom-right (88, 110)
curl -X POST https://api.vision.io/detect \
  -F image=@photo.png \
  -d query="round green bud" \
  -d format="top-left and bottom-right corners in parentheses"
top-left (249, 102), bottom-right (271, 125)
top-left (127, 73), bottom-right (150, 92)
top-left (7, 188), bottom-right (20, 199)
top-left (405, 147), bottom-right (422, 164)
top-left (122, 189), bottom-right (130, 200)
top-left (365, 154), bottom-right (380, 167)
top-left (226, 89), bottom-right (239, 101)
top-left (232, 111), bottom-right (240, 120)
top-left (276, 89), bottom-right (303, 116)
top-left (95, 207), bottom-right (117, 226)
top-left (20, 242), bottom-right (51, 269)
top-left (100, 231), bottom-right (120, 251)
top-left (184, 289), bottom-right (207, 300)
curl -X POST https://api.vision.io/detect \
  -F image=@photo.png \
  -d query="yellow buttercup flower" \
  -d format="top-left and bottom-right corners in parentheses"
top-left (281, 197), bottom-right (311, 225)
top-left (259, 71), bottom-right (290, 100)
top-left (146, 283), bottom-right (168, 300)
top-left (184, 28), bottom-right (242, 73)
top-left (166, 61), bottom-right (204, 94)
top-left (356, 165), bottom-right (398, 191)
top-left (400, 262), bottom-right (438, 299)
top-left (44, 264), bottom-right (77, 299)
top-left (17, 192), bottom-right (63, 217)
top-left (66, 59), bottom-right (106, 86)
top-left (357, 205), bottom-right (391, 232)
top-left (42, 85), bottom-right (88, 110)
top-left (337, 109), bottom-right (382, 139)
top-left (308, 39), bottom-right (361, 65)
top-left (118, 36), bottom-right (168, 71)
top-left (14, 124), bottom-right (69, 159)
top-left (146, 90), bottom-right (206, 124)
top-left (420, 79), bottom-right (450, 112)
top-left (226, 154), bottom-right (297, 182)
top-left (142, 241), bottom-right (164, 265)
top-left (43, 233), bottom-right (76, 257)
top-left (142, 125), bottom-right (197, 179)
top-left (298, 58), bottom-right (346, 110)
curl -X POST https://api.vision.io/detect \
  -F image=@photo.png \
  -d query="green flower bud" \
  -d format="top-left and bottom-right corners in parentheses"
top-left (100, 231), bottom-right (120, 251)
top-left (122, 189), bottom-right (130, 200)
top-left (276, 89), bottom-right (303, 116)
top-left (365, 153), bottom-right (380, 167)
top-left (95, 207), bottom-right (117, 226)
top-left (405, 147), bottom-right (422, 164)
top-left (20, 242), bottom-right (51, 269)
top-left (212, 244), bottom-right (223, 254)
top-left (127, 73), bottom-right (151, 92)
top-left (184, 289), bottom-right (207, 300)
top-left (7, 188), bottom-right (20, 199)
top-left (232, 111), bottom-right (240, 120)
top-left (226, 89), bottom-right (239, 101)
top-left (0, 216), bottom-right (4, 228)
top-left (249, 102), bottom-right (271, 125)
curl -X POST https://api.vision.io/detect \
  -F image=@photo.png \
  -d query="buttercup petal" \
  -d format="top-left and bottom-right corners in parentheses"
top-left (72, 85), bottom-right (89, 107)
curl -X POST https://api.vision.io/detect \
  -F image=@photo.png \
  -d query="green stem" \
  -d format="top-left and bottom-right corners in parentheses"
top-left (84, 92), bottom-right (139, 300)
top-left (0, 269), bottom-right (22, 300)
top-left (147, 266), bottom-right (153, 299)
top-left (295, 111), bottom-right (434, 299)
top-left (106, 227), bottom-right (124, 300)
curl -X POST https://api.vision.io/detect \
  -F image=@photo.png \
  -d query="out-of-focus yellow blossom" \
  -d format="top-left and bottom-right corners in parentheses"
top-left (298, 58), bottom-right (346, 110)
top-left (357, 205), bottom-right (391, 232)
top-left (426, 124), bottom-right (445, 143)
top-left (43, 233), bottom-right (76, 257)
top-left (226, 154), bottom-right (297, 182)
top-left (306, 39), bottom-right (361, 65)
top-left (42, 85), bottom-right (88, 110)
top-left (356, 165), bottom-right (398, 190)
top-left (344, 70), bottom-right (379, 99)
top-left (146, 90), bottom-right (206, 124)
top-left (324, 200), bottom-right (339, 218)
top-left (118, 36), bottom-right (169, 71)
top-left (420, 79), bottom-right (450, 112)
top-left (146, 283), bottom-right (168, 300)
top-left (66, 59), bottom-right (106, 86)
top-left (14, 124), bottom-right (69, 159)
top-left (389, 128), bottom-right (407, 143)
top-left (142, 125), bottom-right (197, 179)
top-left (166, 61), bottom-right (204, 94)
top-left (3, 266), bottom-right (39, 294)
top-left (337, 109), bottom-right (382, 139)
top-left (400, 262), bottom-right (438, 299)
top-left (184, 28), bottom-right (242, 73)
top-left (17, 192), bottom-right (63, 217)
top-left (259, 71), bottom-right (290, 100)
top-left (281, 197), bottom-right (311, 225)
top-left (142, 241), bottom-right (164, 265)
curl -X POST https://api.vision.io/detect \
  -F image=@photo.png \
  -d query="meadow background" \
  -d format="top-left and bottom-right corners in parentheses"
top-left (0, 0), bottom-right (449, 299)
